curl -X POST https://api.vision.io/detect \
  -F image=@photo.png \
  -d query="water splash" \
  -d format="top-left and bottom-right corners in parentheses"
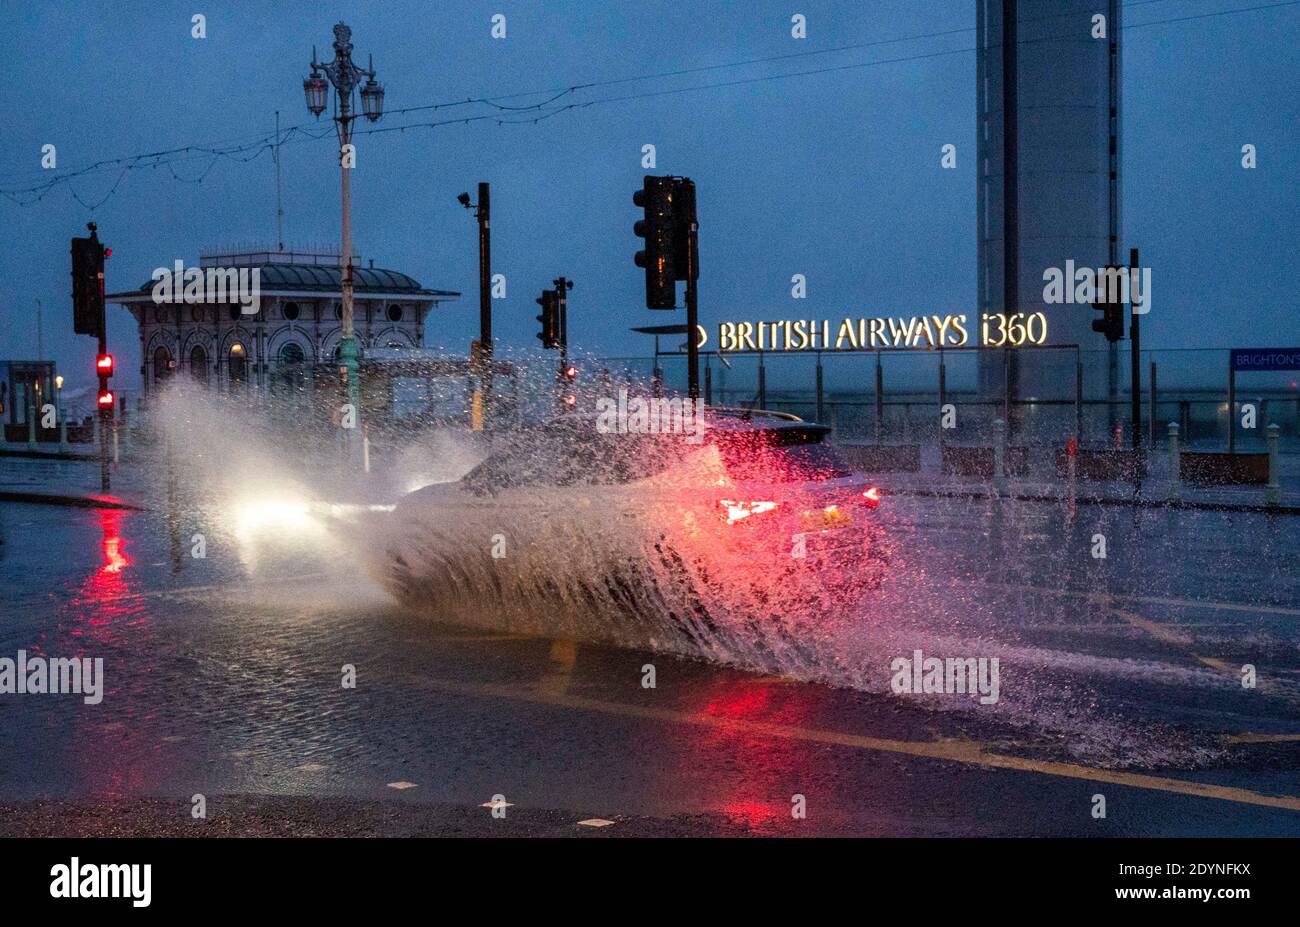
top-left (144, 369), bottom-right (1296, 771)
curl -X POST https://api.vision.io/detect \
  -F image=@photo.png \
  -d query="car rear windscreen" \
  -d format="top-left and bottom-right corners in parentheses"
top-left (712, 429), bottom-right (852, 482)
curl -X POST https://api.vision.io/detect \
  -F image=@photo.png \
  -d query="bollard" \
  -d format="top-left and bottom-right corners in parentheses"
top-left (874, 354), bottom-right (884, 445)
top-left (992, 417), bottom-right (1007, 495)
top-left (1167, 422), bottom-right (1181, 502)
top-left (1266, 423), bottom-right (1281, 507)
top-left (1065, 434), bottom-right (1077, 512)
top-left (362, 423), bottom-right (371, 474)
top-left (470, 390), bottom-right (483, 432)
top-left (814, 359), bottom-right (823, 425)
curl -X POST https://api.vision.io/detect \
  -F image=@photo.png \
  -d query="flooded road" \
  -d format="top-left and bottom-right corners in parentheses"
top-left (0, 493), bottom-right (1298, 836)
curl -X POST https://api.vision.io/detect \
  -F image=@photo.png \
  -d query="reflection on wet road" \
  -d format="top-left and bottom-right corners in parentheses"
top-left (0, 494), bottom-right (1297, 836)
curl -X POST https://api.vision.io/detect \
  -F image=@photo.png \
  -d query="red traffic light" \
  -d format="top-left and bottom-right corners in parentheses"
top-left (96, 353), bottom-right (114, 376)
top-left (564, 365), bottom-right (577, 379)
top-left (97, 390), bottom-right (114, 407)
top-left (103, 248), bottom-right (112, 258)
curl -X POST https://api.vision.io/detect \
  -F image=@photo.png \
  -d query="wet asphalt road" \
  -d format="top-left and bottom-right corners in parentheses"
top-left (0, 492), bottom-right (1298, 837)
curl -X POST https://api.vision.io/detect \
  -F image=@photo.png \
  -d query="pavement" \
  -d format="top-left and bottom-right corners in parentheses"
top-left (842, 440), bottom-right (1300, 512)
top-left (3, 440), bottom-right (1299, 514)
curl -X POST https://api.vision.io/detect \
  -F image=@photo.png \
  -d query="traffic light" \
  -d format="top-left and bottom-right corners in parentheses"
top-left (561, 364), bottom-right (578, 407)
top-left (671, 177), bottom-right (698, 280)
top-left (535, 290), bottom-right (559, 348)
top-left (1091, 269), bottom-right (1124, 342)
top-left (97, 389), bottom-right (114, 408)
top-left (96, 353), bottom-right (114, 377)
top-left (633, 176), bottom-right (677, 309)
top-left (553, 276), bottom-right (572, 350)
top-left (71, 231), bottom-right (107, 337)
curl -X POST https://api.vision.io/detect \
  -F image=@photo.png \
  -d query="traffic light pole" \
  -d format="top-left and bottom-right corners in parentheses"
top-left (558, 280), bottom-right (568, 363)
top-left (93, 228), bottom-right (110, 493)
top-left (684, 220), bottom-right (700, 402)
top-left (557, 279), bottom-right (571, 412)
top-left (633, 174), bottom-right (699, 399)
top-left (1129, 247), bottom-right (1141, 452)
top-left (476, 182), bottom-right (492, 427)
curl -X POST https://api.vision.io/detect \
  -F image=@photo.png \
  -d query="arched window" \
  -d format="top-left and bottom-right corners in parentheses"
top-left (228, 343), bottom-right (247, 385)
top-left (276, 342), bottom-right (306, 394)
top-left (153, 346), bottom-right (173, 385)
top-left (190, 345), bottom-right (209, 386)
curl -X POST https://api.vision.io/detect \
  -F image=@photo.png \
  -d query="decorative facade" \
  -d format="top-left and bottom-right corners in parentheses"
top-left (109, 248), bottom-right (458, 397)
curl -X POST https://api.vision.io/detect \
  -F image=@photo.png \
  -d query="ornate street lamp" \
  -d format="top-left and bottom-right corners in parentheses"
top-left (303, 74), bottom-right (328, 116)
top-left (360, 74), bottom-right (385, 122)
top-left (304, 22), bottom-right (383, 464)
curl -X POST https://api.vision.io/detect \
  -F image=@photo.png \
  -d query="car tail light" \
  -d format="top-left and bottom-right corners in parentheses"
top-left (718, 499), bottom-right (779, 525)
top-left (861, 486), bottom-right (881, 508)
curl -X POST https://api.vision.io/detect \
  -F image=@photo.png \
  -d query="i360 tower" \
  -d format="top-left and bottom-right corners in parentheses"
top-left (977, 0), bottom-right (1122, 404)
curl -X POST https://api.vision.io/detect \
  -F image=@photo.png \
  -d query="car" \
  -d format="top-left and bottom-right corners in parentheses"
top-left (379, 408), bottom-right (891, 656)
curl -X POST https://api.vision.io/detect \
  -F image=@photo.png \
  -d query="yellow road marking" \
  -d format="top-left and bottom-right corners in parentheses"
top-left (539, 638), bottom-right (579, 697)
top-left (416, 675), bottom-right (1300, 813)
top-left (1221, 732), bottom-right (1300, 744)
top-left (983, 581), bottom-right (1300, 619)
top-left (1109, 606), bottom-right (1193, 647)
top-left (1106, 603), bottom-right (1258, 679)
top-left (1195, 656), bottom-right (1242, 675)
top-left (433, 631), bottom-right (539, 642)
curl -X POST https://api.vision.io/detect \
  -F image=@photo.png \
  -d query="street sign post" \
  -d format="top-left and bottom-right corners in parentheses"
top-left (1227, 348), bottom-right (1300, 453)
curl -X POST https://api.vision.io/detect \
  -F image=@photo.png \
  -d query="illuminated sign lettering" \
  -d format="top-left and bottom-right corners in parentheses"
top-left (716, 313), bottom-right (1048, 352)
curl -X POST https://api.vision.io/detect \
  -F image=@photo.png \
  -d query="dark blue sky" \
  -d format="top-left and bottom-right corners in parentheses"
top-left (1, 0), bottom-right (1295, 391)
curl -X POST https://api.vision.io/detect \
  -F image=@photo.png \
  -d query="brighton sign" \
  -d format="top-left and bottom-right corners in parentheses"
top-left (1230, 348), bottom-right (1300, 372)
top-left (714, 312), bottom-right (1048, 353)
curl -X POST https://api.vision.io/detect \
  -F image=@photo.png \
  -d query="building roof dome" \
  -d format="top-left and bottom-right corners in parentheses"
top-left (110, 248), bottom-right (459, 300)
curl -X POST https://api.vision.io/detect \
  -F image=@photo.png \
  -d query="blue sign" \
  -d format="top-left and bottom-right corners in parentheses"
top-left (1230, 348), bottom-right (1300, 372)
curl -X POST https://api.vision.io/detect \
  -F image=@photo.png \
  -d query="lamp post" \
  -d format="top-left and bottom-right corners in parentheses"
top-left (304, 22), bottom-right (384, 460)
top-left (55, 375), bottom-right (68, 453)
